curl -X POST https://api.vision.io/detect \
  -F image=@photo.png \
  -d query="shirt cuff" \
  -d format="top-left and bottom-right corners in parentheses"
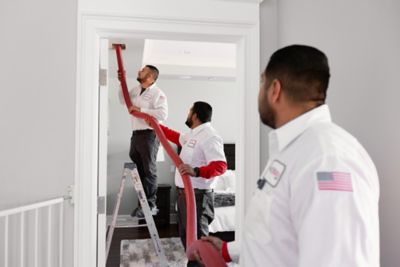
top-left (227, 241), bottom-right (240, 263)
top-left (198, 161), bottom-right (227, 179)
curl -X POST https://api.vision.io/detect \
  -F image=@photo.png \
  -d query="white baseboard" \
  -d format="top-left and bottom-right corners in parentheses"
top-left (107, 213), bottom-right (178, 228)
top-left (106, 215), bottom-right (145, 228)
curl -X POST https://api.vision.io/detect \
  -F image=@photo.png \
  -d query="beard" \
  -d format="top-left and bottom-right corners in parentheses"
top-left (259, 102), bottom-right (277, 129)
top-left (136, 77), bottom-right (143, 83)
top-left (185, 117), bottom-right (193, 128)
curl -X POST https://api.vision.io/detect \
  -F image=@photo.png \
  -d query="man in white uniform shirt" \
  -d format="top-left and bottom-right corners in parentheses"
top-left (158, 101), bottom-right (227, 267)
top-left (199, 45), bottom-right (380, 266)
top-left (119, 65), bottom-right (168, 218)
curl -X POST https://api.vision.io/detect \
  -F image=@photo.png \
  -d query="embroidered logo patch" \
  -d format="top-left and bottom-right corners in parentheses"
top-left (187, 139), bottom-right (197, 148)
top-left (316, 171), bottom-right (353, 192)
top-left (142, 94), bottom-right (153, 101)
top-left (264, 160), bottom-right (286, 188)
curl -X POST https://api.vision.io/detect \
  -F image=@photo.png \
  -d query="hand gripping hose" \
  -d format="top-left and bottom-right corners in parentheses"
top-left (114, 44), bottom-right (227, 267)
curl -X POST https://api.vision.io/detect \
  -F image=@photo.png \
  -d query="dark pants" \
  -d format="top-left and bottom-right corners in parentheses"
top-left (177, 188), bottom-right (214, 267)
top-left (129, 130), bottom-right (160, 208)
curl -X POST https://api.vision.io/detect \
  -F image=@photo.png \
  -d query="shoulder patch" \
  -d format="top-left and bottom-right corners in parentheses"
top-left (316, 171), bottom-right (353, 192)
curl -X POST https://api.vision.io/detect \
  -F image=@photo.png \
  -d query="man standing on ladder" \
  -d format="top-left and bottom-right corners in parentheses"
top-left (156, 101), bottom-right (227, 267)
top-left (118, 65), bottom-right (168, 218)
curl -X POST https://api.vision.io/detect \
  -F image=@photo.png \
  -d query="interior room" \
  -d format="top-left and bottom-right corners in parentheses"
top-left (1, 0), bottom-right (400, 266)
top-left (105, 38), bottom-right (239, 265)
top-left (106, 38), bottom-right (238, 218)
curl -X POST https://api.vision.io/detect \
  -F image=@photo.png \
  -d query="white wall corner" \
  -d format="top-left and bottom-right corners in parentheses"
top-left (259, 0), bottom-right (278, 168)
top-left (215, 0), bottom-right (264, 3)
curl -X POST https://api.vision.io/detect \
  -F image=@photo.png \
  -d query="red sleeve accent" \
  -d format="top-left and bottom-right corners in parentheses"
top-left (159, 124), bottom-right (181, 146)
top-left (222, 241), bottom-right (232, 262)
top-left (199, 161), bottom-right (227, 179)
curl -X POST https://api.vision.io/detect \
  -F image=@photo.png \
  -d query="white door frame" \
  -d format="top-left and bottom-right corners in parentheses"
top-left (97, 38), bottom-right (109, 267)
top-left (75, 13), bottom-right (261, 267)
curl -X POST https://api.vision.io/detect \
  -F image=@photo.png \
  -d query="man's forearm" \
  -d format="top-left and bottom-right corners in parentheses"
top-left (199, 161), bottom-right (227, 179)
top-left (159, 124), bottom-right (181, 146)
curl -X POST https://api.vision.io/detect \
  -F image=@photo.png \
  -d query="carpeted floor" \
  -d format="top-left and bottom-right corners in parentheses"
top-left (120, 237), bottom-right (188, 267)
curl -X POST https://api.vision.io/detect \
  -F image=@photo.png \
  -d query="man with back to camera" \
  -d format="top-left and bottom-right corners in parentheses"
top-left (118, 65), bottom-right (168, 218)
top-left (197, 45), bottom-right (380, 266)
top-left (156, 101), bottom-right (227, 267)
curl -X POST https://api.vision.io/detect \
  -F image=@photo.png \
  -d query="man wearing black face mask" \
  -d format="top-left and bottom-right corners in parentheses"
top-left (157, 101), bottom-right (227, 267)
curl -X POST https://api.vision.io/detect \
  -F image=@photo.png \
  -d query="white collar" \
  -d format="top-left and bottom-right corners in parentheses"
top-left (148, 82), bottom-right (157, 90)
top-left (191, 122), bottom-right (211, 135)
top-left (268, 104), bottom-right (332, 155)
top-left (140, 82), bottom-right (157, 91)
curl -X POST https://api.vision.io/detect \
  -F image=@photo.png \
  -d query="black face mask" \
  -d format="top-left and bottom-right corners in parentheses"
top-left (185, 116), bottom-right (193, 128)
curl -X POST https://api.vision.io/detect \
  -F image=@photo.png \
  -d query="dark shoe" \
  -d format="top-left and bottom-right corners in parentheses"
top-left (150, 206), bottom-right (159, 216)
top-left (135, 208), bottom-right (145, 219)
top-left (131, 206), bottom-right (159, 219)
top-left (130, 207), bottom-right (142, 218)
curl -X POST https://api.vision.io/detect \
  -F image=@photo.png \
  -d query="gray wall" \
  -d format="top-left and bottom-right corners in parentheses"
top-left (0, 0), bottom-right (77, 265)
top-left (260, 1), bottom-right (400, 266)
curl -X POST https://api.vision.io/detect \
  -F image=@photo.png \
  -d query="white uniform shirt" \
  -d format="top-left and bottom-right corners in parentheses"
top-left (175, 122), bottom-right (226, 190)
top-left (123, 83), bottom-right (168, 130)
top-left (229, 105), bottom-right (380, 267)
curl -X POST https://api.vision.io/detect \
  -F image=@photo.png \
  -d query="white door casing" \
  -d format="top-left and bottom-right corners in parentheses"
top-left (97, 38), bottom-right (109, 266)
top-left (75, 9), bottom-right (269, 267)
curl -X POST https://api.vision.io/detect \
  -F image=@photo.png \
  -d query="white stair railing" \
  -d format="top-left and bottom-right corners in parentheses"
top-left (0, 197), bottom-right (66, 267)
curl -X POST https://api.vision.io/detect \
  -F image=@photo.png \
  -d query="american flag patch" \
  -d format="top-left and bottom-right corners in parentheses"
top-left (316, 171), bottom-right (353, 192)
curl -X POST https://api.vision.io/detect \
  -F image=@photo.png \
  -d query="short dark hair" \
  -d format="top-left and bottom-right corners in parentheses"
top-left (192, 101), bottom-right (212, 123)
top-left (264, 44), bottom-right (330, 105)
top-left (145, 65), bottom-right (159, 81)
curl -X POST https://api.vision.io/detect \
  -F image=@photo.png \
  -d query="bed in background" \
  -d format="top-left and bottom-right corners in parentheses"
top-left (209, 143), bottom-right (236, 242)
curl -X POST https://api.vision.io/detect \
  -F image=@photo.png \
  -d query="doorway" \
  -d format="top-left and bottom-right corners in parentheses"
top-left (104, 37), bottom-right (239, 264)
top-left (106, 38), bottom-right (238, 215)
top-left (75, 14), bottom-right (260, 267)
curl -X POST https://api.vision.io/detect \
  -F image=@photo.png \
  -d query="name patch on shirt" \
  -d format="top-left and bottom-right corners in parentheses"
top-left (316, 171), bottom-right (353, 192)
top-left (187, 139), bottom-right (197, 148)
top-left (142, 94), bottom-right (153, 102)
top-left (258, 160), bottom-right (286, 189)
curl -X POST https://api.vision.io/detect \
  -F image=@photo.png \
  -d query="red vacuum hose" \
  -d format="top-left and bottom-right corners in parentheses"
top-left (113, 44), bottom-right (227, 267)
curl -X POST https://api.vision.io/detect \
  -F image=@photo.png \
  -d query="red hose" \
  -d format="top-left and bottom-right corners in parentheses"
top-left (113, 45), bottom-right (227, 267)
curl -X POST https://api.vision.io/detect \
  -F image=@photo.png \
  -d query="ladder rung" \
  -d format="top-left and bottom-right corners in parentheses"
top-left (106, 164), bottom-right (168, 267)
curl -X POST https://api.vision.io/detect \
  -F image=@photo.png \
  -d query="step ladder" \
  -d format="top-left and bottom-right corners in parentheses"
top-left (106, 162), bottom-right (168, 267)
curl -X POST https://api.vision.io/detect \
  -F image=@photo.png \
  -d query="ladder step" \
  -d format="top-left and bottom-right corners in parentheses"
top-left (106, 164), bottom-right (168, 267)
